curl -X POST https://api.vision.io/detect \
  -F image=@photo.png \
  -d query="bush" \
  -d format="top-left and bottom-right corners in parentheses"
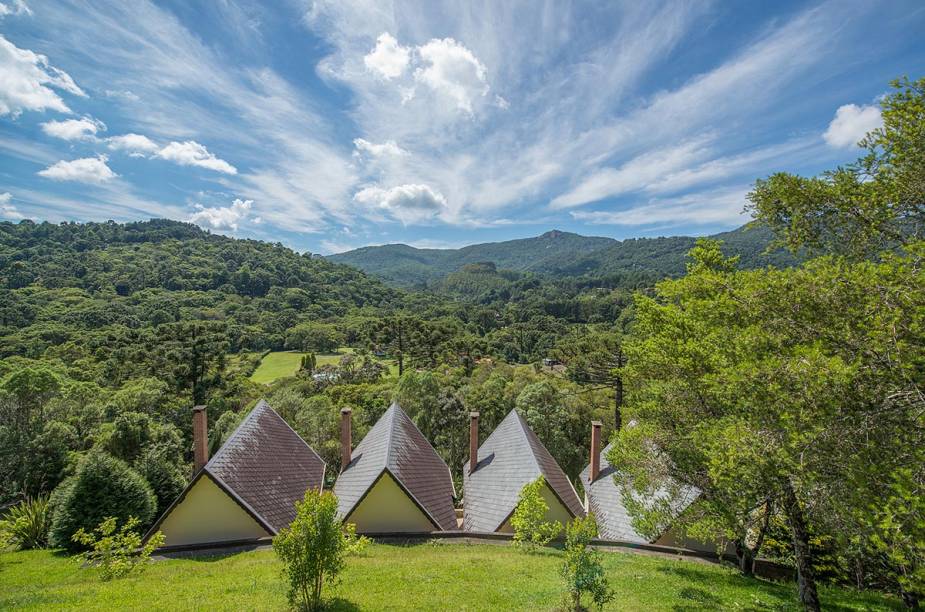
top-left (0, 495), bottom-right (51, 550)
top-left (49, 452), bottom-right (156, 552)
top-left (72, 516), bottom-right (164, 580)
top-left (511, 476), bottom-right (562, 549)
top-left (560, 515), bottom-right (613, 611)
top-left (273, 490), bottom-right (367, 611)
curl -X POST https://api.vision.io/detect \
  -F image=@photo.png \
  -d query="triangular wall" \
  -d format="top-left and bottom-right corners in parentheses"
top-left (344, 471), bottom-right (436, 534)
top-left (157, 474), bottom-right (271, 547)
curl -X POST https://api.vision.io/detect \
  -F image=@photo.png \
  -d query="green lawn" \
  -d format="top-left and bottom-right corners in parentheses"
top-left (250, 348), bottom-right (398, 384)
top-left (0, 543), bottom-right (899, 611)
top-left (249, 351), bottom-right (306, 384)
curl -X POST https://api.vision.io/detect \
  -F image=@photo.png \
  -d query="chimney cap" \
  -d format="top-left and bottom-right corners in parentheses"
top-left (193, 405), bottom-right (206, 412)
top-left (591, 420), bottom-right (603, 427)
top-left (470, 411), bottom-right (480, 418)
top-left (341, 407), bottom-right (352, 415)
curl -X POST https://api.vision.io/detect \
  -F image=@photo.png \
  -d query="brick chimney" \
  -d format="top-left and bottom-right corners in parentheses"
top-left (589, 421), bottom-right (602, 482)
top-left (469, 412), bottom-right (480, 474)
top-left (340, 408), bottom-right (352, 471)
top-left (193, 405), bottom-right (208, 473)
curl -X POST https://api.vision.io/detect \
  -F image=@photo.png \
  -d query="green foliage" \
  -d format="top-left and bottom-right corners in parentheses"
top-left (866, 468), bottom-right (925, 605)
top-left (330, 226), bottom-right (791, 289)
top-left (273, 489), bottom-right (365, 611)
top-left (748, 77), bottom-right (925, 257)
top-left (560, 515), bottom-right (613, 611)
top-left (49, 452), bottom-right (156, 552)
top-left (0, 495), bottom-right (51, 550)
top-left (286, 323), bottom-right (344, 353)
top-left (72, 517), bottom-right (164, 581)
top-left (511, 476), bottom-right (562, 549)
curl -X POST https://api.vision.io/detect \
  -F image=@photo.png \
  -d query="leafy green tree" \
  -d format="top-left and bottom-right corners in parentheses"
top-left (560, 515), bottom-right (613, 611)
top-left (511, 476), bottom-right (562, 549)
top-left (285, 322), bottom-right (344, 353)
top-left (49, 452), bottom-right (156, 552)
top-left (274, 490), bottom-right (364, 611)
top-left (555, 327), bottom-right (626, 429)
top-left (748, 77), bottom-right (924, 258)
top-left (72, 517), bottom-right (164, 581)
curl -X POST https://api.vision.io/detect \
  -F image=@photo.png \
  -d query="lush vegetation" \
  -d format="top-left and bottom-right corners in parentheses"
top-left (273, 490), bottom-right (368, 611)
top-left (0, 543), bottom-right (900, 610)
top-left (329, 224), bottom-right (797, 289)
top-left (0, 76), bottom-right (920, 610)
top-left (608, 77), bottom-right (925, 610)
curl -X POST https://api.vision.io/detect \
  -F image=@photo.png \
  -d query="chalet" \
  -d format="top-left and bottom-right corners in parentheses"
top-left (463, 410), bottom-right (585, 532)
top-left (580, 421), bottom-right (711, 551)
top-left (145, 400), bottom-right (326, 549)
top-left (333, 403), bottom-right (456, 534)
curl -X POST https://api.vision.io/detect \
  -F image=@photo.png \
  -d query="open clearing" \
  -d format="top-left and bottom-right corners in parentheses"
top-left (0, 543), bottom-right (899, 611)
top-left (250, 348), bottom-right (398, 384)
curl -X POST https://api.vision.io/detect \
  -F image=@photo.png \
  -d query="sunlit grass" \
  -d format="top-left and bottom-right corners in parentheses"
top-left (0, 543), bottom-right (899, 611)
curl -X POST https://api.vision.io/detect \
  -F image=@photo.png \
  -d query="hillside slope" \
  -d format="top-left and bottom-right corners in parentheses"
top-left (329, 230), bottom-right (614, 287)
top-left (329, 224), bottom-right (796, 287)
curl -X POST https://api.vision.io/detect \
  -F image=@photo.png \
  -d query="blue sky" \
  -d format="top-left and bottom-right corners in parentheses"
top-left (0, 0), bottom-right (922, 254)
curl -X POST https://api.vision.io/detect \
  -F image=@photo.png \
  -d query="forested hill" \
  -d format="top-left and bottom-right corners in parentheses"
top-left (328, 223), bottom-right (797, 288)
top-left (0, 219), bottom-right (396, 360)
top-left (0, 218), bottom-right (393, 303)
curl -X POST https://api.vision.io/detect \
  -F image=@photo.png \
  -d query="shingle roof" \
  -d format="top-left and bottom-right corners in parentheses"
top-left (463, 409), bottom-right (585, 532)
top-left (203, 399), bottom-right (326, 533)
top-left (333, 402), bottom-right (456, 531)
top-left (580, 442), bottom-right (698, 542)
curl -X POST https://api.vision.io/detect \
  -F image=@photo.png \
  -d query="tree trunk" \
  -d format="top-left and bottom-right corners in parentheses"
top-left (735, 539), bottom-right (755, 577)
top-left (900, 589), bottom-right (920, 609)
top-left (782, 483), bottom-right (820, 611)
top-left (613, 375), bottom-right (623, 430)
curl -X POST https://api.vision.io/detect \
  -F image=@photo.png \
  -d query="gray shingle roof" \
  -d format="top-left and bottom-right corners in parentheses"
top-left (333, 402), bottom-right (456, 531)
top-left (580, 442), bottom-right (698, 542)
top-left (463, 409), bottom-right (584, 532)
top-left (203, 399), bottom-right (326, 533)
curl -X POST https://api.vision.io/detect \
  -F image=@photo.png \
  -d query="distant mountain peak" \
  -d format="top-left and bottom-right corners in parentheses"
top-left (540, 229), bottom-right (568, 239)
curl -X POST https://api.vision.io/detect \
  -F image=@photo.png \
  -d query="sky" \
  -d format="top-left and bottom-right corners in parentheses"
top-left (0, 1), bottom-right (922, 254)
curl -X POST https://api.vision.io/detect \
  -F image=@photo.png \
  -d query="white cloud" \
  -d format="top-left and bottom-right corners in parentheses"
top-left (104, 89), bottom-right (140, 102)
top-left (156, 141), bottom-right (237, 174)
top-left (37, 155), bottom-right (117, 184)
top-left (571, 185), bottom-right (751, 228)
top-left (823, 103), bottom-right (882, 148)
top-left (413, 38), bottom-right (489, 113)
top-left (353, 138), bottom-right (408, 158)
top-left (551, 138), bottom-right (713, 208)
top-left (0, 0), bottom-right (31, 18)
top-left (364, 33), bottom-right (410, 79)
top-left (107, 133), bottom-right (160, 157)
top-left (0, 34), bottom-right (85, 116)
top-left (0, 192), bottom-right (25, 219)
top-left (40, 117), bottom-right (105, 141)
top-left (353, 183), bottom-right (447, 224)
top-left (189, 198), bottom-right (254, 232)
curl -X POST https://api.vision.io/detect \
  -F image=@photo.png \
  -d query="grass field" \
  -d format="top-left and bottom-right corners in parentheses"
top-left (0, 543), bottom-right (899, 611)
top-left (250, 348), bottom-right (398, 384)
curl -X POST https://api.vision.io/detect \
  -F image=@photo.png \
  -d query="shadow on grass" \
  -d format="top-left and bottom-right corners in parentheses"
top-left (324, 597), bottom-right (360, 611)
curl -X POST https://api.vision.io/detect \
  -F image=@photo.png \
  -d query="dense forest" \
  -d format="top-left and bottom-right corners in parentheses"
top-left (0, 77), bottom-right (922, 611)
top-left (328, 223), bottom-right (798, 288)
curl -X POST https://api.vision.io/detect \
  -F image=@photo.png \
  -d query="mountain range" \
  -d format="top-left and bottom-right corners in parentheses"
top-left (328, 224), bottom-right (797, 288)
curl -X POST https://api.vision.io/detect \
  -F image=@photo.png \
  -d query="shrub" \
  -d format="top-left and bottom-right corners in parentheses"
top-left (0, 495), bottom-right (51, 550)
top-left (273, 489), bottom-right (367, 611)
top-left (49, 452), bottom-right (156, 552)
top-left (511, 476), bottom-right (562, 549)
top-left (72, 516), bottom-right (164, 580)
top-left (560, 515), bottom-right (613, 611)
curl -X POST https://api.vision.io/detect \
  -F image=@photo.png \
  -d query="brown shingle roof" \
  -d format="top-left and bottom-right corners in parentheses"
top-left (463, 409), bottom-right (584, 532)
top-left (333, 402), bottom-right (456, 531)
top-left (204, 400), bottom-right (326, 532)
